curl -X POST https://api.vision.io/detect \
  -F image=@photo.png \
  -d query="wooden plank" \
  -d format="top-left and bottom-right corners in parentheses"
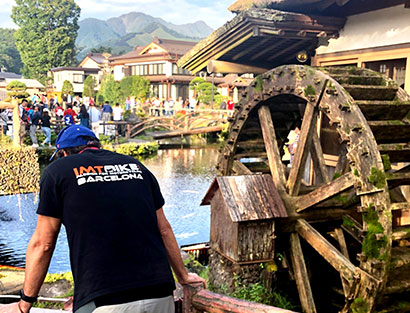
top-left (310, 130), bottom-right (329, 184)
top-left (232, 160), bottom-right (253, 175)
top-left (258, 105), bottom-right (287, 191)
top-left (341, 215), bottom-right (364, 243)
top-left (387, 171), bottom-right (410, 188)
top-left (368, 121), bottom-right (410, 144)
top-left (356, 100), bottom-right (410, 120)
top-left (294, 172), bottom-right (354, 212)
top-left (378, 143), bottom-right (410, 163)
top-left (391, 202), bottom-right (410, 211)
top-left (334, 144), bottom-right (348, 174)
top-left (296, 219), bottom-right (356, 281)
top-left (392, 226), bottom-right (410, 241)
top-left (190, 288), bottom-right (297, 312)
top-left (287, 102), bottom-right (317, 196)
top-left (342, 85), bottom-right (398, 101)
top-left (334, 228), bottom-right (351, 296)
top-left (289, 233), bottom-right (317, 313)
top-left (152, 125), bottom-right (224, 139)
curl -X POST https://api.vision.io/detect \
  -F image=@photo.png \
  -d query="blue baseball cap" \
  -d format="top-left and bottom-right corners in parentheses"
top-left (50, 125), bottom-right (98, 160)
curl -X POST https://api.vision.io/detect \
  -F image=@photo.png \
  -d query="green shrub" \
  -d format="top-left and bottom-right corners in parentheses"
top-left (103, 142), bottom-right (159, 157)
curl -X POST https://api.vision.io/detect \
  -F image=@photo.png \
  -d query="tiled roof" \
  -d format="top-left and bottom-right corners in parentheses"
top-left (109, 38), bottom-right (197, 62)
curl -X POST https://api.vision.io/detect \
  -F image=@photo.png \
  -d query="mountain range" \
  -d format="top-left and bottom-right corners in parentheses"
top-left (76, 12), bottom-right (213, 58)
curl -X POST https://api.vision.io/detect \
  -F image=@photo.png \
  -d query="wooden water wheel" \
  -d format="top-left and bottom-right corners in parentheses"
top-left (217, 65), bottom-right (410, 312)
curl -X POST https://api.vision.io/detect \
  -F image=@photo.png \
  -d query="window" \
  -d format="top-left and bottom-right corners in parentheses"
top-left (131, 64), bottom-right (164, 76)
top-left (172, 63), bottom-right (190, 75)
top-left (380, 64), bottom-right (387, 73)
top-left (73, 74), bottom-right (83, 83)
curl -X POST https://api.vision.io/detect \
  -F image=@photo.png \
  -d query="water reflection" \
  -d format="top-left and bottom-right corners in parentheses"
top-left (0, 148), bottom-right (218, 273)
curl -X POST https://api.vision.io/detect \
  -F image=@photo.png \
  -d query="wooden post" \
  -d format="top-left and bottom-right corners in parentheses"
top-left (289, 233), bottom-right (317, 313)
top-left (0, 99), bottom-right (20, 147)
top-left (12, 99), bottom-right (20, 147)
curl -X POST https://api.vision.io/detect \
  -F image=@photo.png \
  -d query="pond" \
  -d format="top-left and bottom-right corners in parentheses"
top-left (0, 147), bottom-right (218, 273)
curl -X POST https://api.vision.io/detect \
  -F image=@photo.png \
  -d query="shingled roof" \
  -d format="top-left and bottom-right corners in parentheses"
top-left (229, 0), bottom-right (408, 17)
top-left (178, 8), bottom-right (344, 73)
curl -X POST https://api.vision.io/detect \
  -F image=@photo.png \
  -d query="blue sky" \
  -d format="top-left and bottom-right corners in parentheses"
top-left (1, 0), bottom-right (235, 29)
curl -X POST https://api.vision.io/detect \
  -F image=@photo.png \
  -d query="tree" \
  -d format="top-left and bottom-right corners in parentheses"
top-left (100, 74), bottom-right (121, 104)
top-left (6, 80), bottom-right (29, 99)
top-left (189, 77), bottom-right (219, 104)
top-left (11, 0), bottom-right (81, 82)
top-left (62, 80), bottom-right (74, 96)
top-left (131, 76), bottom-right (150, 100)
top-left (0, 28), bottom-right (23, 74)
top-left (83, 76), bottom-right (97, 98)
top-left (119, 76), bottom-right (150, 102)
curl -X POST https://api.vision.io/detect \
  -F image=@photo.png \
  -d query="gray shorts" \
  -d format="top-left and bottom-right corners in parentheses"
top-left (75, 295), bottom-right (174, 313)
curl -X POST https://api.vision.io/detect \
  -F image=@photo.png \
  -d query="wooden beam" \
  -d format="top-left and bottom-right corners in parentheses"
top-left (258, 105), bottom-right (287, 191)
top-left (334, 228), bottom-right (351, 296)
top-left (190, 288), bottom-right (297, 312)
top-left (267, 40), bottom-right (307, 61)
top-left (317, 0), bottom-right (336, 11)
top-left (250, 38), bottom-right (291, 61)
top-left (232, 160), bottom-right (253, 175)
top-left (294, 172), bottom-right (354, 212)
top-left (207, 60), bottom-right (268, 75)
top-left (231, 38), bottom-right (270, 61)
top-left (289, 233), bottom-right (317, 313)
top-left (310, 130), bottom-right (329, 184)
top-left (335, 144), bottom-right (349, 175)
top-left (296, 219), bottom-right (356, 281)
top-left (287, 103), bottom-right (318, 196)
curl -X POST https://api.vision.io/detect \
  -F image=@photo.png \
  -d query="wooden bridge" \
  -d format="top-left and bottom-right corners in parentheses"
top-left (126, 108), bottom-right (233, 140)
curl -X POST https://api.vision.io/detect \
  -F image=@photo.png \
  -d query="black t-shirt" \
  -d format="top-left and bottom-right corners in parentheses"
top-left (37, 149), bottom-right (175, 311)
top-left (40, 115), bottom-right (51, 127)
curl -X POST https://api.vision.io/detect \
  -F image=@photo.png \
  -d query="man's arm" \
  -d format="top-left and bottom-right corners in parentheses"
top-left (18, 215), bottom-right (61, 313)
top-left (156, 208), bottom-right (206, 286)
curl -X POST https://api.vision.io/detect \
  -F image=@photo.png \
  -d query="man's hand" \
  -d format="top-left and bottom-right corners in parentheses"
top-left (179, 272), bottom-right (207, 288)
top-left (0, 301), bottom-right (31, 313)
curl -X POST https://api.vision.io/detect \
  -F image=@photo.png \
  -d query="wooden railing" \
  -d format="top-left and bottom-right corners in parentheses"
top-left (182, 284), bottom-right (297, 313)
top-left (148, 107), bottom-right (234, 117)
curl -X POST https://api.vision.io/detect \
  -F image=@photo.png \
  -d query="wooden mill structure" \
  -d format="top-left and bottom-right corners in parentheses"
top-left (178, 1), bottom-right (410, 312)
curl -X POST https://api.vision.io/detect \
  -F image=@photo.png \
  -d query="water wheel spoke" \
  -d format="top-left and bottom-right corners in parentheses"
top-left (296, 219), bottom-right (356, 282)
top-left (335, 144), bottom-right (349, 175)
top-left (310, 130), bottom-right (329, 184)
top-left (289, 232), bottom-right (317, 313)
top-left (286, 102), bottom-right (317, 196)
top-left (258, 105), bottom-right (286, 191)
top-left (294, 172), bottom-right (354, 212)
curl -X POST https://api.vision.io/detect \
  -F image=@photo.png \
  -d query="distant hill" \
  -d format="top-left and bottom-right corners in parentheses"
top-left (76, 12), bottom-right (213, 59)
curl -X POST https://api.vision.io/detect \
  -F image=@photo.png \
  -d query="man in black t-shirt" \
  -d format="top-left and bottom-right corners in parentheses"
top-left (2, 125), bottom-right (205, 313)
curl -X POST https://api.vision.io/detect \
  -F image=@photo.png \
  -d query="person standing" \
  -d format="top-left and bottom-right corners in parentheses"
top-left (88, 103), bottom-right (101, 138)
top-left (18, 99), bottom-right (30, 145)
top-left (40, 108), bottom-right (52, 147)
top-left (101, 101), bottom-right (112, 122)
top-left (30, 106), bottom-right (41, 148)
top-left (79, 104), bottom-right (90, 129)
top-left (0, 125), bottom-right (205, 313)
top-left (112, 103), bottom-right (123, 135)
top-left (64, 104), bottom-right (77, 126)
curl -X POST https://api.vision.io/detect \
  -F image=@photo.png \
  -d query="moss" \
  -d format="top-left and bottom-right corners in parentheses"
top-left (368, 167), bottom-right (386, 189)
top-left (381, 154), bottom-right (392, 171)
top-left (332, 172), bottom-right (341, 180)
top-left (351, 297), bottom-right (369, 313)
top-left (342, 216), bottom-right (354, 228)
top-left (304, 84), bottom-right (316, 97)
top-left (395, 144), bottom-right (404, 150)
top-left (354, 169), bottom-right (360, 177)
top-left (335, 194), bottom-right (349, 205)
top-left (362, 207), bottom-right (388, 259)
top-left (254, 75), bottom-right (264, 93)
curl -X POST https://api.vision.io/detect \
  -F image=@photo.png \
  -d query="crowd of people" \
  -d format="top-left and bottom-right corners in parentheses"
top-left (148, 97), bottom-right (235, 117)
top-left (0, 93), bottom-right (237, 147)
top-left (0, 94), bottom-right (131, 147)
